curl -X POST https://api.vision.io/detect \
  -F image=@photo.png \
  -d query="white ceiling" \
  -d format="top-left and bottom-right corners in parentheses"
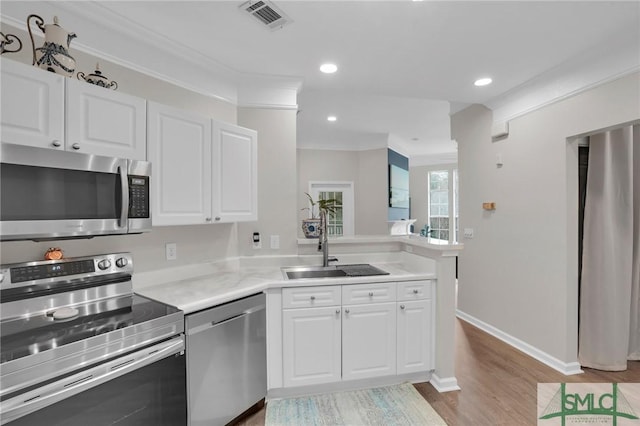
top-left (2, 1), bottom-right (639, 162)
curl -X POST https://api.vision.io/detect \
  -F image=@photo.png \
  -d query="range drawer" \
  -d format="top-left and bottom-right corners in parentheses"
top-left (397, 280), bottom-right (433, 301)
top-left (342, 282), bottom-right (396, 305)
top-left (282, 285), bottom-right (341, 308)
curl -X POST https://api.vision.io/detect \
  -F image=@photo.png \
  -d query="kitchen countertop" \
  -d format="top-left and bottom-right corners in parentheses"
top-left (134, 253), bottom-right (437, 315)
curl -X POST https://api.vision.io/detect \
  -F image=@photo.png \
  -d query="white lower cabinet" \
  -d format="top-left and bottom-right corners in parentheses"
top-left (282, 306), bottom-right (341, 387)
top-left (342, 302), bottom-right (396, 381)
top-left (397, 299), bottom-right (432, 374)
top-left (277, 280), bottom-right (434, 390)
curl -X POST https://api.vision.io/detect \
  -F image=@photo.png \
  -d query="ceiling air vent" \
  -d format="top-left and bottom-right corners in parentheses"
top-left (240, 0), bottom-right (292, 31)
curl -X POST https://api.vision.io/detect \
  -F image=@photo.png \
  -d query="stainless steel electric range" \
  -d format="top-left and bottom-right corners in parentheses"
top-left (0, 253), bottom-right (187, 425)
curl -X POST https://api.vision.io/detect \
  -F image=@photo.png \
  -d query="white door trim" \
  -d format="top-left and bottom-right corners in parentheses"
top-left (309, 181), bottom-right (355, 237)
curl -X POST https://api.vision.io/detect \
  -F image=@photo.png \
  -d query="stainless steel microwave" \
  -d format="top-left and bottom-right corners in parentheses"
top-left (0, 143), bottom-right (151, 241)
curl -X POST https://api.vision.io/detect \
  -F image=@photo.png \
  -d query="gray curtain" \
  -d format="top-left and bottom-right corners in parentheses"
top-left (578, 124), bottom-right (639, 371)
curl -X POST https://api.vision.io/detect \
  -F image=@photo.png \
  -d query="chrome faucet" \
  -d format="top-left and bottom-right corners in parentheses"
top-left (318, 210), bottom-right (329, 266)
top-left (317, 210), bottom-right (339, 267)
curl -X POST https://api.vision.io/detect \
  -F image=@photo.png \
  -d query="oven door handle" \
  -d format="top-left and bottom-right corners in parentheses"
top-left (0, 337), bottom-right (184, 425)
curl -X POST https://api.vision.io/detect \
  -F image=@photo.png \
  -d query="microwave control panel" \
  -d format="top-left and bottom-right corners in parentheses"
top-left (129, 176), bottom-right (149, 218)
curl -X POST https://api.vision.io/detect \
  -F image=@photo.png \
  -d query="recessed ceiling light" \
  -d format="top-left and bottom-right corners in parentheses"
top-left (474, 77), bottom-right (493, 87)
top-left (327, 116), bottom-right (337, 122)
top-left (320, 63), bottom-right (338, 74)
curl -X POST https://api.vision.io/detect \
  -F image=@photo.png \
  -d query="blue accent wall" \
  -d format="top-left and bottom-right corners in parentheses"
top-left (388, 148), bottom-right (409, 221)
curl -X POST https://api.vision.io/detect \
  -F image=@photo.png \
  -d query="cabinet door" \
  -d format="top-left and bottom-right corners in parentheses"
top-left (148, 102), bottom-right (212, 226)
top-left (66, 78), bottom-right (146, 159)
top-left (342, 302), bottom-right (396, 381)
top-left (283, 306), bottom-right (341, 387)
top-left (0, 59), bottom-right (64, 150)
top-left (211, 121), bottom-right (257, 222)
top-left (397, 299), bottom-right (433, 374)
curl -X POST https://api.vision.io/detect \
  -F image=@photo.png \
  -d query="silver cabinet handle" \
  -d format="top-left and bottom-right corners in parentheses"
top-left (413, 289), bottom-right (419, 294)
top-left (71, 143), bottom-right (80, 150)
top-left (336, 309), bottom-right (340, 314)
top-left (368, 292), bottom-right (374, 297)
top-left (214, 217), bottom-right (221, 221)
top-left (400, 304), bottom-right (405, 310)
top-left (51, 140), bottom-right (61, 147)
top-left (310, 296), bottom-right (316, 300)
top-left (205, 217), bottom-right (212, 222)
top-left (345, 308), bottom-right (350, 314)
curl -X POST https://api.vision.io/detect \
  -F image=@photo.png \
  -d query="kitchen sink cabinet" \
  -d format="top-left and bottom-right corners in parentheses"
top-left (282, 306), bottom-right (342, 387)
top-left (148, 101), bottom-right (258, 226)
top-left (1, 59), bottom-right (146, 160)
top-left (342, 302), bottom-right (397, 381)
top-left (273, 280), bottom-right (435, 392)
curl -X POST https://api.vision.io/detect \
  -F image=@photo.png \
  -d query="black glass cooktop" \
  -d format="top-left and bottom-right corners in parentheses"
top-left (0, 294), bottom-right (181, 364)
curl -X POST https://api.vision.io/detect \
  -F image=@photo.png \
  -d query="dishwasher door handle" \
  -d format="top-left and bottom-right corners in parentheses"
top-left (187, 304), bottom-right (265, 336)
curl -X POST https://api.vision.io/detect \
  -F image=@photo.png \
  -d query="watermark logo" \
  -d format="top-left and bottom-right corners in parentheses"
top-left (538, 383), bottom-right (640, 425)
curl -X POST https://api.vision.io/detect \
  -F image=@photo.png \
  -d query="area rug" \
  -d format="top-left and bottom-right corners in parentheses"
top-left (265, 382), bottom-right (447, 425)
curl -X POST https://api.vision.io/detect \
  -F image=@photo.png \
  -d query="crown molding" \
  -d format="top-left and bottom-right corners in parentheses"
top-left (0, 2), bottom-right (300, 109)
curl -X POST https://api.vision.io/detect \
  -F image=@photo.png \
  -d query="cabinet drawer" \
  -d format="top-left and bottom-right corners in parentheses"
top-left (282, 286), bottom-right (341, 308)
top-left (342, 282), bottom-right (396, 305)
top-left (397, 280), bottom-right (433, 301)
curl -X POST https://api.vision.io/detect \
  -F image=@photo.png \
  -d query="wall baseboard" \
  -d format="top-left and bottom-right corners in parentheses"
top-left (456, 310), bottom-right (583, 376)
top-left (430, 373), bottom-right (461, 393)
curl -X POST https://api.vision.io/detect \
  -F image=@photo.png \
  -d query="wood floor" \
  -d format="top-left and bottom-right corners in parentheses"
top-left (236, 318), bottom-right (640, 426)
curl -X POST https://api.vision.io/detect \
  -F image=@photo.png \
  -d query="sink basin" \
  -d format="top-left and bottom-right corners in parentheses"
top-left (282, 264), bottom-right (389, 280)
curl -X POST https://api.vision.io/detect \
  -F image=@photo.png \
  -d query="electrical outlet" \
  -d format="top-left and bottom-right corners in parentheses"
top-left (165, 243), bottom-right (177, 260)
top-left (463, 228), bottom-right (474, 239)
top-left (270, 235), bottom-right (280, 249)
top-left (405, 244), bottom-right (413, 253)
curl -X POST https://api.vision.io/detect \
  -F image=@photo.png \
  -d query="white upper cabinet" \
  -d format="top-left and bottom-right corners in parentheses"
top-left (212, 121), bottom-right (258, 222)
top-left (0, 59), bottom-right (146, 160)
top-left (1, 59), bottom-right (65, 150)
top-left (66, 78), bottom-right (146, 159)
top-left (147, 101), bottom-right (212, 226)
top-left (148, 101), bottom-right (258, 226)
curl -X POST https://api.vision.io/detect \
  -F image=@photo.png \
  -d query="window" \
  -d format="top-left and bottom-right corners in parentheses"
top-left (428, 169), bottom-right (459, 242)
top-left (317, 190), bottom-right (343, 236)
top-left (309, 182), bottom-right (354, 237)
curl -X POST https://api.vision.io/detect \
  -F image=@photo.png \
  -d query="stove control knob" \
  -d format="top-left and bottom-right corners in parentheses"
top-left (116, 257), bottom-right (128, 268)
top-left (97, 259), bottom-right (112, 270)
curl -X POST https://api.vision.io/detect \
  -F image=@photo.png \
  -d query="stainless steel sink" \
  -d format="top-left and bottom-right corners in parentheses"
top-left (282, 264), bottom-right (389, 280)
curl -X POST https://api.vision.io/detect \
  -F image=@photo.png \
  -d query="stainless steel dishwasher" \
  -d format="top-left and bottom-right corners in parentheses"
top-left (186, 293), bottom-right (266, 426)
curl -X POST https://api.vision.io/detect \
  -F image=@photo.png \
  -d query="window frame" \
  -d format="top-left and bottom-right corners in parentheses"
top-left (308, 181), bottom-right (355, 237)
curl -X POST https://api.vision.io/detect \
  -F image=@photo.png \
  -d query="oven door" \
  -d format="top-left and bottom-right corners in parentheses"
top-left (1, 337), bottom-right (186, 426)
top-left (0, 143), bottom-right (132, 241)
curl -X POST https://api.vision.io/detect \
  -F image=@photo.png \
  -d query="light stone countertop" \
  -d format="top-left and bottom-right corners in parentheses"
top-left (134, 253), bottom-right (437, 314)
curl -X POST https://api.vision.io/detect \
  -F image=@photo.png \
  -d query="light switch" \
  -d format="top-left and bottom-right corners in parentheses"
top-left (463, 228), bottom-right (474, 239)
top-left (270, 235), bottom-right (280, 249)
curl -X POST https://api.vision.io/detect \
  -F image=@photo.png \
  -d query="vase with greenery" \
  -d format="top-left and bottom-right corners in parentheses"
top-left (301, 192), bottom-right (341, 238)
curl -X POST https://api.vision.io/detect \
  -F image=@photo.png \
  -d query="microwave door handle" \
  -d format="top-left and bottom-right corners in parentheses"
top-left (119, 166), bottom-right (129, 229)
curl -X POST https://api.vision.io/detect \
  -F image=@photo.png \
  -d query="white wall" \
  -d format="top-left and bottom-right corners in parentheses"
top-left (410, 163), bottom-right (457, 235)
top-left (0, 22), bottom-right (297, 271)
top-left (452, 72), bottom-right (640, 367)
top-left (237, 108), bottom-right (298, 256)
top-left (297, 148), bottom-right (388, 236)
